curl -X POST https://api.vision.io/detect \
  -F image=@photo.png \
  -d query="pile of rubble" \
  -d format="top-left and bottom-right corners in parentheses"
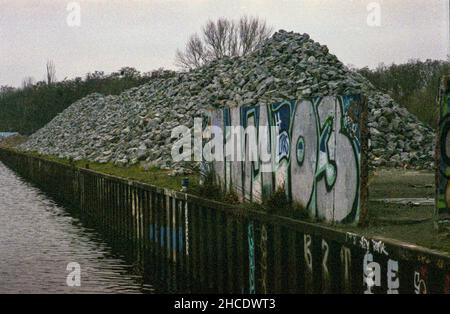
top-left (20, 30), bottom-right (435, 173)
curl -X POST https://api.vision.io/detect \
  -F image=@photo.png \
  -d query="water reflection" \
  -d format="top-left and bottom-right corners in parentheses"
top-left (0, 162), bottom-right (154, 294)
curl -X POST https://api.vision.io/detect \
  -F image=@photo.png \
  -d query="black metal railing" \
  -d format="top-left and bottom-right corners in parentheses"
top-left (1, 148), bottom-right (449, 294)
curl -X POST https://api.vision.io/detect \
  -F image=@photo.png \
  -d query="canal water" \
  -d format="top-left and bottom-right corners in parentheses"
top-left (0, 162), bottom-right (155, 293)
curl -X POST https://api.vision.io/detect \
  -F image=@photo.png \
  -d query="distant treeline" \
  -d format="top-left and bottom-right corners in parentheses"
top-left (0, 67), bottom-right (175, 135)
top-left (1, 59), bottom-right (448, 136)
top-left (357, 59), bottom-right (450, 128)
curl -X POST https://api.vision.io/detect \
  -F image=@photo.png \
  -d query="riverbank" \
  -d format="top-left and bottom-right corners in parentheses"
top-left (0, 134), bottom-right (27, 148)
top-left (29, 151), bottom-right (202, 194)
top-left (1, 147), bottom-right (449, 293)
top-left (2, 147), bottom-right (446, 254)
top-left (0, 160), bottom-right (155, 293)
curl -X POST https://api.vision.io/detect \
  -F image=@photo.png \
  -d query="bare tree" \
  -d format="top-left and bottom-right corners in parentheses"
top-left (175, 34), bottom-right (207, 70)
top-left (46, 60), bottom-right (56, 85)
top-left (176, 16), bottom-right (273, 70)
top-left (202, 18), bottom-right (238, 60)
top-left (238, 16), bottom-right (272, 55)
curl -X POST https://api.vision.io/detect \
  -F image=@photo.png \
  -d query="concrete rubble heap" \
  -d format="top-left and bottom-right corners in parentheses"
top-left (20, 30), bottom-right (435, 173)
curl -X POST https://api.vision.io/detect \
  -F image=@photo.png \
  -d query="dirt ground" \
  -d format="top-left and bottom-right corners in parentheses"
top-left (334, 168), bottom-right (450, 253)
top-left (368, 168), bottom-right (434, 222)
top-left (0, 135), bottom-right (27, 148)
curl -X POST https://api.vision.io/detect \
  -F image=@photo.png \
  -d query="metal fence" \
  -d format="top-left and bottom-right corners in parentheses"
top-left (0, 148), bottom-right (449, 294)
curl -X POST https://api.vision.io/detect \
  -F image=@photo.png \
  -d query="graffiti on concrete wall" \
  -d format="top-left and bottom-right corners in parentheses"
top-left (259, 224), bottom-right (268, 293)
top-left (210, 96), bottom-right (367, 224)
top-left (321, 239), bottom-right (331, 293)
top-left (243, 221), bottom-right (449, 294)
top-left (340, 246), bottom-right (352, 293)
top-left (304, 234), bottom-right (314, 292)
top-left (149, 224), bottom-right (185, 256)
top-left (437, 76), bottom-right (450, 226)
top-left (247, 221), bottom-right (256, 294)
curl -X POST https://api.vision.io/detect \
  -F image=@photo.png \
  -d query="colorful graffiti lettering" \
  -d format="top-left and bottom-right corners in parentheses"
top-left (304, 234), bottom-right (313, 292)
top-left (363, 252), bottom-right (380, 294)
top-left (241, 106), bottom-right (262, 202)
top-left (149, 224), bottom-right (185, 254)
top-left (270, 101), bottom-right (294, 162)
top-left (210, 95), bottom-right (367, 224)
top-left (321, 239), bottom-right (331, 293)
top-left (414, 267), bottom-right (428, 294)
top-left (259, 225), bottom-right (268, 294)
top-left (340, 246), bottom-right (352, 293)
top-left (247, 221), bottom-right (256, 294)
top-left (363, 252), bottom-right (399, 294)
top-left (269, 100), bottom-right (295, 193)
top-left (387, 260), bottom-right (400, 294)
top-left (437, 76), bottom-right (450, 227)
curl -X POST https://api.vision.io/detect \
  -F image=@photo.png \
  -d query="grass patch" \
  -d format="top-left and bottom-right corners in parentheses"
top-left (260, 185), bottom-right (309, 220)
top-left (23, 150), bottom-right (201, 193)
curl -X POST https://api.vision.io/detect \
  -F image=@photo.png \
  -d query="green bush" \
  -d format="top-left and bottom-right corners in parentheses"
top-left (0, 68), bottom-right (175, 135)
top-left (358, 59), bottom-right (449, 128)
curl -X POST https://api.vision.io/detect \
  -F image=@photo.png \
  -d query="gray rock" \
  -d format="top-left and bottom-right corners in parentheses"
top-left (19, 30), bottom-right (435, 171)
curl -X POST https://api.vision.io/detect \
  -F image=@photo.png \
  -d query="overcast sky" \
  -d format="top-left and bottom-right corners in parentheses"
top-left (1, 0), bottom-right (448, 87)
